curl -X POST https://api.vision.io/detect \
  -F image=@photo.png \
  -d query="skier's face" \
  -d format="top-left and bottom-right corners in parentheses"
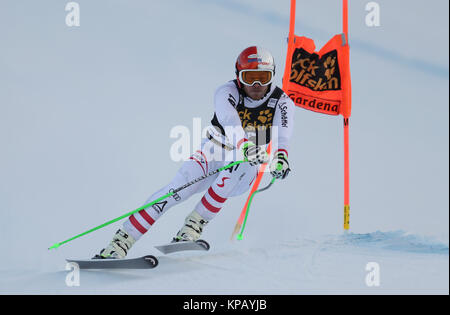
top-left (243, 83), bottom-right (269, 100)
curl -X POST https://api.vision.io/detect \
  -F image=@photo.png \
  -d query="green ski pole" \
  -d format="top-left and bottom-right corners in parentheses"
top-left (237, 177), bottom-right (276, 240)
top-left (49, 160), bottom-right (245, 250)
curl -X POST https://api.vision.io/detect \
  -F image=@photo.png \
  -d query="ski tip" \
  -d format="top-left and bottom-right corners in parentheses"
top-left (144, 255), bottom-right (159, 267)
top-left (196, 239), bottom-right (210, 250)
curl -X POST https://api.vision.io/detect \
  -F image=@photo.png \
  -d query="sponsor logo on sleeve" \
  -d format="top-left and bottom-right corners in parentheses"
top-left (228, 94), bottom-right (237, 107)
top-left (278, 103), bottom-right (289, 128)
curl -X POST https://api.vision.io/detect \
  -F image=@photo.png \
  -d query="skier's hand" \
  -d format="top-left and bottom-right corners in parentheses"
top-left (270, 151), bottom-right (290, 179)
top-left (242, 142), bottom-right (269, 166)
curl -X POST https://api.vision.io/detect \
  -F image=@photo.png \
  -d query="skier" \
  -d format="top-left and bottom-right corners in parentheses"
top-left (96, 46), bottom-right (295, 259)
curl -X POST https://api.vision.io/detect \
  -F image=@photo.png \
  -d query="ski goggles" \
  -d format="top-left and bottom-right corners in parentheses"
top-left (238, 70), bottom-right (274, 86)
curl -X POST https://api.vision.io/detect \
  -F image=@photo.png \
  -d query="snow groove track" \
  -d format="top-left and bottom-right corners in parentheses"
top-left (2, 233), bottom-right (448, 294)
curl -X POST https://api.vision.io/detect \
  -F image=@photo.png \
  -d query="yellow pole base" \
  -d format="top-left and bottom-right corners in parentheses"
top-left (344, 205), bottom-right (350, 230)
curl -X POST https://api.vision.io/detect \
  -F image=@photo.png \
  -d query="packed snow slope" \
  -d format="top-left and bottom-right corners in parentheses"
top-left (0, 0), bottom-right (448, 294)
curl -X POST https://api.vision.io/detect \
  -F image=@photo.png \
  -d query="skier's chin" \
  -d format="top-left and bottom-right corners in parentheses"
top-left (244, 85), bottom-right (269, 100)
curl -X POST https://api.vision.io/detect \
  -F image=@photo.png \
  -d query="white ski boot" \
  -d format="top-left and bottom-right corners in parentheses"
top-left (173, 210), bottom-right (208, 242)
top-left (95, 229), bottom-right (136, 259)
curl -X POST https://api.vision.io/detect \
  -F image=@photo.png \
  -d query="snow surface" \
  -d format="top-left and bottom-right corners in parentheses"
top-left (0, 0), bottom-right (448, 294)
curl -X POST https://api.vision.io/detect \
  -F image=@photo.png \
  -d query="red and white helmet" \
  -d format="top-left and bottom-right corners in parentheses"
top-left (235, 46), bottom-right (275, 88)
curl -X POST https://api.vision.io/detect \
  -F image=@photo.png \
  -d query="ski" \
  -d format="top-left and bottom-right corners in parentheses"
top-left (65, 240), bottom-right (210, 269)
top-left (66, 255), bottom-right (158, 269)
top-left (155, 239), bottom-right (210, 255)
